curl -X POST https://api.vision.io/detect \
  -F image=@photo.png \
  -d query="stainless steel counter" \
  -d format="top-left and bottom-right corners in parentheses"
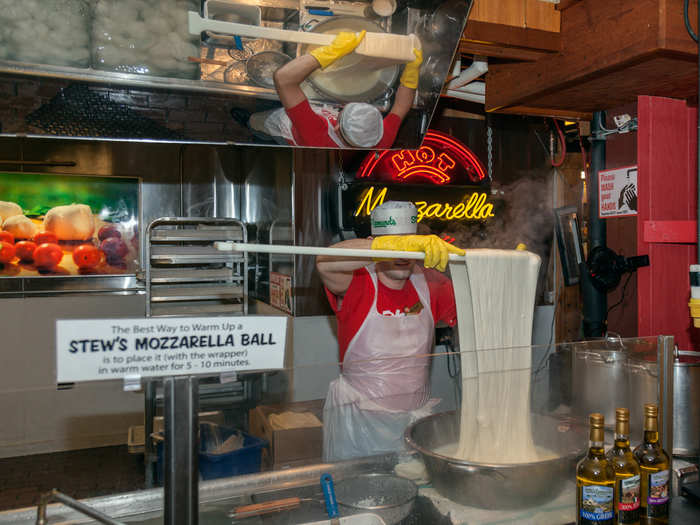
top-left (1, 455), bottom-right (699, 524)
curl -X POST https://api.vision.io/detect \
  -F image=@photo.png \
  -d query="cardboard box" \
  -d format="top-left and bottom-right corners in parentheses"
top-left (249, 400), bottom-right (324, 470)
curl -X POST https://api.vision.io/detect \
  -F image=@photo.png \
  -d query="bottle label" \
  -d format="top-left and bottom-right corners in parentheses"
top-left (581, 485), bottom-right (614, 521)
top-left (618, 474), bottom-right (640, 511)
top-left (648, 469), bottom-right (669, 505)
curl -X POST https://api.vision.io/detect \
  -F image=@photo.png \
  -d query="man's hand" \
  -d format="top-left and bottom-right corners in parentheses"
top-left (399, 48), bottom-right (423, 90)
top-left (310, 30), bottom-right (366, 69)
top-left (371, 234), bottom-right (465, 272)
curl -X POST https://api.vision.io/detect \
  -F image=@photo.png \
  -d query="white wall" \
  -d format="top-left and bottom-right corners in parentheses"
top-left (0, 294), bottom-right (145, 458)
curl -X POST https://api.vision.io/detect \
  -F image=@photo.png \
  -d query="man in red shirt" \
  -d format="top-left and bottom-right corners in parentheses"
top-left (246, 31), bottom-right (421, 148)
top-left (316, 201), bottom-right (464, 460)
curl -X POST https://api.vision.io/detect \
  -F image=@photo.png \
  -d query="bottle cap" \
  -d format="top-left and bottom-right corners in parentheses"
top-left (644, 403), bottom-right (658, 417)
top-left (590, 413), bottom-right (605, 427)
top-left (615, 407), bottom-right (630, 421)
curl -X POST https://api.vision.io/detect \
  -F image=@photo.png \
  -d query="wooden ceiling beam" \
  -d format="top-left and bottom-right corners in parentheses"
top-left (485, 0), bottom-right (698, 113)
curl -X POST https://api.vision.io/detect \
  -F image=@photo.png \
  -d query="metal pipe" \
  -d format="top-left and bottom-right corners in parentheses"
top-left (163, 376), bottom-right (199, 525)
top-left (447, 57), bottom-right (488, 90)
top-left (445, 89), bottom-right (485, 104)
top-left (36, 490), bottom-right (125, 525)
top-left (581, 111), bottom-right (608, 337)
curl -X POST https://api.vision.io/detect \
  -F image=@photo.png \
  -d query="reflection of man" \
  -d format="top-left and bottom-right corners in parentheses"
top-left (247, 32), bottom-right (422, 148)
top-left (316, 201), bottom-right (464, 461)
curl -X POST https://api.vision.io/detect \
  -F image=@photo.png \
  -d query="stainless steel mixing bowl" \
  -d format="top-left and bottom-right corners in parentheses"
top-left (405, 411), bottom-right (585, 510)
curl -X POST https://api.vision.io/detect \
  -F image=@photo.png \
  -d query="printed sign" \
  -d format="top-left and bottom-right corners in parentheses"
top-left (599, 166), bottom-right (638, 218)
top-left (56, 316), bottom-right (287, 382)
top-left (270, 272), bottom-right (293, 314)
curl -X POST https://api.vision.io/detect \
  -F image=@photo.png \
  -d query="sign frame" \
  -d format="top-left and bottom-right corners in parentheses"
top-left (598, 165), bottom-right (638, 218)
top-left (55, 316), bottom-right (288, 383)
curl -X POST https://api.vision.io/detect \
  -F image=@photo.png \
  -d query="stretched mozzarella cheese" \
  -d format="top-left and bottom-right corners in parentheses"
top-left (43, 204), bottom-right (95, 241)
top-left (0, 201), bottom-right (23, 222)
top-left (3, 215), bottom-right (38, 240)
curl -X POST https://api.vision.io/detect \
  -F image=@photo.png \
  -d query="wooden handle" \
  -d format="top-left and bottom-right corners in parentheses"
top-left (187, 56), bottom-right (229, 67)
top-left (231, 497), bottom-right (302, 518)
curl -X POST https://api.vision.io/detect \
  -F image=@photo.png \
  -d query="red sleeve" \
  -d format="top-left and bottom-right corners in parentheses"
top-left (376, 113), bottom-right (402, 149)
top-left (424, 268), bottom-right (457, 326)
top-left (324, 268), bottom-right (374, 363)
top-left (285, 100), bottom-right (336, 147)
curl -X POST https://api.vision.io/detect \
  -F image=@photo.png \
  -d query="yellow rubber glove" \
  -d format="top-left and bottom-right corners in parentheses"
top-left (399, 48), bottom-right (423, 89)
top-left (371, 234), bottom-right (465, 272)
top-left (310, 30), bottom-right (366, 69)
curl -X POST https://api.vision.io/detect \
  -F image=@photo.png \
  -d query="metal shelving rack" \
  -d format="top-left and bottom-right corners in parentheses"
top-left (145, 217), bottom-right (248, 317)
top-left (142, 217), bottom-right (250, 487)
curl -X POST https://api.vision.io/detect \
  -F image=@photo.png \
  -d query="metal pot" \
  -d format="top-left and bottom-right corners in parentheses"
top-left (673, 351), bottom-right (700, 456)
top-left (404, 411), bottom-right (585, 510)
top-left (334, 473), bottom-right (416, 525)
top-left (571, 346), bottom-right (658, 436)
top-left (299, 17), bottom-right (400, 103)
top-left (572, 348), bottom-right (629, 427)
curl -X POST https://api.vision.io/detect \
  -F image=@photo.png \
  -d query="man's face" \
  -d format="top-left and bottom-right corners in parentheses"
top-left (376, 258), bottom-right (414, 282)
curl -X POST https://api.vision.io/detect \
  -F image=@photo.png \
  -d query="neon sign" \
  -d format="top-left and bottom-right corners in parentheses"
top-left (354, 185), bottom-right (494, 222)
top-left (358, 129), bottom-right (487, 185)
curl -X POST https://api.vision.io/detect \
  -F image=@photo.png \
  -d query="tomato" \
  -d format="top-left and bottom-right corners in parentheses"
top-left (33, 232), bottom-right (59, 245)
top-left (0, 231), bottom-right (14, 244)
top-left (15, 241), bottom-right (37, 262)
top-left (0, 241), bottom-right (15, 263)
top-left (98, 224), bottom-right (122, 241)
top-left (34, 243), bottom-right (63, 270)
top-left (101, 237), bottom-right (129, 260)
top-left (72, 244), bottom-right (103, 269)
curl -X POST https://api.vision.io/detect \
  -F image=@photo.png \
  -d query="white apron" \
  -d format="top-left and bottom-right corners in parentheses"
top-left (323, 264), bottom-right (439, 461)
top-left (248, 106), bottom-right (345, 147)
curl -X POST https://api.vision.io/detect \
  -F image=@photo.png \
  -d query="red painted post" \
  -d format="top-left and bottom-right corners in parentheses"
top-left (637, 96), bottom-right (700, 351)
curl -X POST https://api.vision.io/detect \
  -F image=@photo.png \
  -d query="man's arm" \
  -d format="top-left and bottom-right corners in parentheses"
top-left (388, 85), bottom-right (416, 121)
top-left (388, 48), bottom-right (423, 121)
top-left (273, 31), bottom-right (367, 111)
top-left (273, 55), bottom-right (320, 111)
top-left (316, 238), bottom-right (373, 296)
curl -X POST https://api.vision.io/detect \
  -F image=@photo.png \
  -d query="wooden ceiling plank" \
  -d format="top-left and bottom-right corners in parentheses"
top-left (464, 20), bottom-right (561, 53)
top-left (486, 0), bottom-right (695, 111)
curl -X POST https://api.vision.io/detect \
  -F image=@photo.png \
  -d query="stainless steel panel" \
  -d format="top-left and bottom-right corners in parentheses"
top-left (292, 149), bottom-right (335, 316)
top-left (673, 350), bottom-right (700, 456)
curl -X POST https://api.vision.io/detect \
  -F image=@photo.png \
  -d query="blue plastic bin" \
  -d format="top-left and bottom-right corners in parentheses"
top-left (155, 424), bottom-right (267, 483)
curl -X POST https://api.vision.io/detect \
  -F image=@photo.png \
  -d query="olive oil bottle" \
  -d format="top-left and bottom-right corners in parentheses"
top-left (633, 404), bottom-right (670, 523)
top-left (606, 408), bottom-right (640, 525)
top-left (577, 413), bottom-right (615, 525)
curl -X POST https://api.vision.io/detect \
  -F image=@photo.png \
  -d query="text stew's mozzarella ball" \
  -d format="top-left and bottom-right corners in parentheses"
top-left (43, 204), bottom-right (95, 241)
top-left (3, 215), bottom-right (38, 240)
top-left (0, 201), bottom-right (23, 222)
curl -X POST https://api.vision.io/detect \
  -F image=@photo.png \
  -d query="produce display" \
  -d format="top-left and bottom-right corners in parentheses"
top-left (92, 0), bottom-right (200, 78)
top-left (0, 203), bottom-right (137, 276)
top-left (0, 0), bottom-right (91, 68)
top-left (0, 172), bottom-right (140, 277)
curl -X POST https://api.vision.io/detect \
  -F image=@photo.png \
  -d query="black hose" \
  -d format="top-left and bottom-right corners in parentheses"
top-left (686, 0), bottom-right (698, 42)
